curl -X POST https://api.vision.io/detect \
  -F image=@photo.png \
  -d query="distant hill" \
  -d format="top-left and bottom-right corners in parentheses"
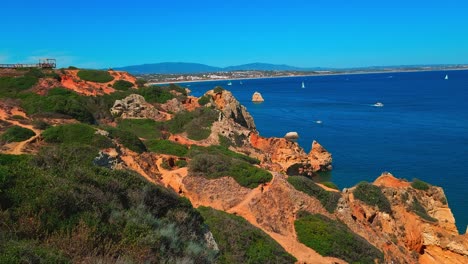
top-left (115, 62), bottom-right (324, 74)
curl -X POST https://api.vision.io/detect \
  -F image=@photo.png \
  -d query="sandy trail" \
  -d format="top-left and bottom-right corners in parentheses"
top-left (0, 108), bottom-right (41, 155)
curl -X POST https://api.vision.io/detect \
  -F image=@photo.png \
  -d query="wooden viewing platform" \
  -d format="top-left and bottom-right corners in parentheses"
top-left (0, 59), bottom-right (56, 69)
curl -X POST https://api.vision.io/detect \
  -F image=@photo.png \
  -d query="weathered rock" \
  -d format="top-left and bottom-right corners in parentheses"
top-left (308, 140), bottom-right (332, 171)
top-left (93, 148), bottom-right (123, 169)
top-left (284, 131), bottom-right (299, 140)
top-left (206, 89), bottom-right (256, 130)
top-left (252, 91), bottom-right (264, 102)
top-left (160, 98), bottom-right (184, 113)
top-left (110, 94), bottom-right (162, 120)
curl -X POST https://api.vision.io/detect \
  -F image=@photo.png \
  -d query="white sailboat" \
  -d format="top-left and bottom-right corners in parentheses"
top-left (445, 74), bottom-right (448, 80)
top-left (301, 81), bottom-right (305, 88)
top-left (227, 81), bottom-right (232, 86)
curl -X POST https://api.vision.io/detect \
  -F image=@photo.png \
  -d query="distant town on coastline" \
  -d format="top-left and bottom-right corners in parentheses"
top-left (113, 62), bottom-right (468, 83)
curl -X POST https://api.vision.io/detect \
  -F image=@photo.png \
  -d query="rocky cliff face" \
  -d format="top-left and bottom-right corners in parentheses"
top-left (110, 94), bottom-right (169, 121)
top-left (205, 89), bottom-right (256, 130)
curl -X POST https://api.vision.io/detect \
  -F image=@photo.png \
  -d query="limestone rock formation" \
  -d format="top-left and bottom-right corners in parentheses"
top-left (110, 94), bottom-right (162, 120)
top-left (205, 89), bottom-right (256, 130)
top-left (160, 98), bottom-right (184, 113)
top-left (284, 131), bottom-right (299, 140)
top-left (252, 91), bottom-right (264, 102)
top-left (308, 140), bottom-right (333, 171)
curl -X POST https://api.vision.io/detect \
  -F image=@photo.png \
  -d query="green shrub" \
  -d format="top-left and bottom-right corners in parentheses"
top-left (295, 213), bottom-right (383, 264)
top-left (11, 115), bottom-right (26, 120)
top-left (175, 160), bottom-right (187, 167)
top-left (145, 140), bottom-right (188, 157)
top-left (0, 145), bottom-right (216, 263)
top-left (166, 107), bottom-right (218, 140)
top-left (136, 86), bottom-right (174, 103)
top-left (0, 76), bottom-right (38, 97)
top-left (136, 78), bottom-right (147, 88)
top-left (77, 70), bottom-right (114, 83)
top-left (21, 91), bottom-right (95, 124)
top-left (198, 95), bottom-right (211, 105)
top-left (218, 134), bottom-right (232, 148)
top-left (213, 86), bottom-right (224, 93)
top-left (411, 178), bottom-right (430, 191)
top-left (411, 198), bottom-right (437, 222)
top-left (189, 154), bottom-right (271, 188)
top-left (321, 181), bottom-right (339, 190)
top-left (112, 80), bottom-right (134, 91)
top-left (67, 66), bottom-right (78, 70)
top-left (168, 83), bottom-right (187, 96)
top-left (198, 206), bottom-right (296, 264)
top-left (117, 119), bottom-right (163, 139)
top-left (287, 176), bottom-right (341, 213)
top-left (106, 128), bottom-right (146, 153)
top-left (32, 120), bottom-right (51, 130)
top-left (1, 126), bottom-right (35, 143)
top-left (42, 123), bottom-right (96, 145)
top-left (353, 182), bottom-right (392, 214)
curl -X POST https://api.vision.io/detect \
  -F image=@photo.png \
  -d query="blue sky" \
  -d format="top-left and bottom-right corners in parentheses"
top-left (1, 0), bottom-right (468, 68)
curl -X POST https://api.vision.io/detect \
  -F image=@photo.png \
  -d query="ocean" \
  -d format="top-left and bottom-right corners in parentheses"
top-left (185, 70), bottom-right (468, 233)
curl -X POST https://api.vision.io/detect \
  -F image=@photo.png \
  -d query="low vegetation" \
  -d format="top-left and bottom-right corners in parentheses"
top-left (146, 139), bottom-right (188, 157)
top-left (411, 198), bottom-right (438, 222)
top-left (137, 86), bottom-right (175, 104)
top-left (353, 181), bottom-right (392, 214)
top-left (0, 76), bottom-right (38, 97)
top-left (188, 145), bottom-right (259, 165)
top-left (287, 176), bottom-right (341, 213)
top-left (198, 206), bottom-right (296, 264)
top-left (117, 118), bottom-right (164, 139)
top-left (0, 146), bottom-right (217, 263)
top-left (0, 126), bottom-right (35, 143)
top-left (112, 80), bottom-right (134, 91)
top-left (321, 181), bottom-right (339, 190)
top-left (295, 212), bottom-right (383, 264)
top-left (411, 178), bottom-right (430, 191)
top-left (105, 127), bottom-right (146, 153)
top-left (198, 95), bottom-right (211, 105)
top-left (42, 123), bottom-right (113, 149)
top-left (167, 107), bottom-right (218, 140)
top-left (189, 152), bottom-right (271, 188)
top-left (77, 70), bottom-right (114, 83)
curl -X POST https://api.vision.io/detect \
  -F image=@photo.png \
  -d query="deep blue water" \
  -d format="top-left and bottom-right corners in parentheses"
top-left (185, 70), bottom-right (468, 233)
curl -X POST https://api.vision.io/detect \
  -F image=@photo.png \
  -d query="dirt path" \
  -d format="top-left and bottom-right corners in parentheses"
top-left (0, 108), bottom-right (41, 155)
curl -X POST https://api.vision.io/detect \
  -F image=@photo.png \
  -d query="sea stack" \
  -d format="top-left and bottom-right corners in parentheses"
top-left (252, 91), bottom-right (264, 102)
top-left (284, 132), bottom-right (299, 140)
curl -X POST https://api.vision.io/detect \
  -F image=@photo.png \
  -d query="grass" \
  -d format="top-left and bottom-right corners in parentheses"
top-left (295, 213), bottom-right (383, 264)
top-left (188, 145), bottom-right (260, 164)
top-left (137, 86), bottom-right (175, 104)
top-left (145, 140), bottom-right (188, 157)
top-left (112, 80), bottom-right (134, 91)
top-left (198, 206), bottom-right (296, 264)
top-left (167, 107), bottom-right (218, 140)
top-left (77, 70), bottom-right (114, 83)
top-left (1, 126), bottom-right (36, 143)
top-left (411, 198), bottom-right (438, 222)
top-left (0, 76), bottom-right (38, 97)
top-left (189, 154), bottom-right (271, 188)
top-left (411, 178), bottom-right (430, 191)
top-left (105, 127), bottom-right (146, 153)
top-left (321, 181), bottom-right (339, 190)
top-left (117, 119), bottom-right (163, 139)
top-left (353, 182), bottom-right (392, 214)
top-left (0, 145), bottom-right (216, 263)
top-left (287, 176), bottom-right (341, 213)
top-left (198, 95), bottom-right (211, 105)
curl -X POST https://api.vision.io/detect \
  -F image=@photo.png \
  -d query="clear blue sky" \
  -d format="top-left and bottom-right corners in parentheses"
top-left (2, 0), bottom-right (468, 68)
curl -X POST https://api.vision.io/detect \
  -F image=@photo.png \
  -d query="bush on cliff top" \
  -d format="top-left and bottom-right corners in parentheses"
top-left (0, 76), bottom-right (38, 97)
top-left (411, 178), bottom-right (430, 191)
top-left (295, 212), bottom-right (383, 264)
top-left (117, 118), bottom-right (164, 139)
top-left (77, 69), bottom-right (114, 83)
top-left (198, 206), bottom-right (296, 264)
top-left (287, 176), bottom-right (341, 213)
top-left (1, 126), bottom-right (35, 143)
top-left (0, 146), bottom-right (216, 263)
top-left (112, 80), bottom-right (134, 91)
top-left (106, 127), bottom-right (146, 153)
top-left (167, 107), bottom-right (218, 140)
top-left (146, 139), bottom-right (188, 157)
top-left (353, 182), bottom-right (392, 214)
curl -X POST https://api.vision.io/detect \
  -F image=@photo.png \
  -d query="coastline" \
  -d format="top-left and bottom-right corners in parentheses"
top-left (148, 67), bottom-right (468, 85)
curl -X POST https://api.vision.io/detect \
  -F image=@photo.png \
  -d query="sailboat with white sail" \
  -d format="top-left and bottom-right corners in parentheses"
top-left (445, 74), bottom-right (448, 80)
top-left (301, 81), bottom-right (305, 88)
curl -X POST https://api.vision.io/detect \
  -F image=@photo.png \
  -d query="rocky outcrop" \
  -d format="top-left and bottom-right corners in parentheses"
top-left (308, 140), bottom-right (332, 171)
top-left (60, 70), bottom-right (137, 96)
top-left (160, 98), bottom-right (184, 113)
top-left (205, 89), bottom-right (256, 130)
top-left (110, 94), bottom-right (165, 120)
top-left (252, 91), bottom-right (264, 102)
top-left (284, 131), bottom-right (299, 140)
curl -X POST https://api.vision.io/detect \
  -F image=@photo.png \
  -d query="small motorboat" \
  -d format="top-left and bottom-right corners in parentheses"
top-left (373, 102), bottom-right (384, 107)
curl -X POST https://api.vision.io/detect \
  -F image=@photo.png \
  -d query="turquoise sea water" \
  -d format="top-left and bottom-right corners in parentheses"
top-left (186, 70), bottom-right (468, 233)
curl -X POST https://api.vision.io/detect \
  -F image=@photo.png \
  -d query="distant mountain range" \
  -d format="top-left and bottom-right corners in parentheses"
top-left (114, 62), bottom-right (329, 74)
top-left (114, 62), bottom-right (468, 75)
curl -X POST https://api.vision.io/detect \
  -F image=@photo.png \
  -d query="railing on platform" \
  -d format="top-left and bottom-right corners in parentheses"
top-left (0, 59), bottom-right (56, 69)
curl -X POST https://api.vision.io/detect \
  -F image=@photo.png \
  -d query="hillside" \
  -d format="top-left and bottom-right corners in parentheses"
top-left (114, 62), bottom-right (324, 74)
top-left (0, 67), bottom-right (467, 263)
